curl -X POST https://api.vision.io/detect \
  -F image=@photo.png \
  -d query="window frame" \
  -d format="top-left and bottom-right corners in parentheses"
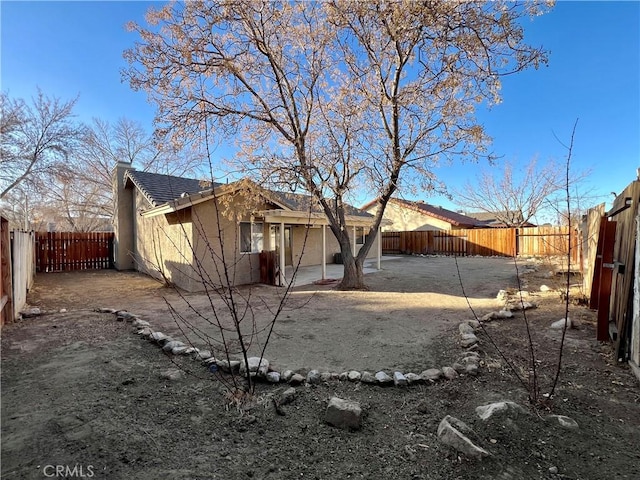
top-left (239, 221), bottom-right (264, 254)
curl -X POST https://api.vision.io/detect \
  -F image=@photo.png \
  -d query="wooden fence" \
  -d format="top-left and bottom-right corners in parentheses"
top-left (588, 180), bottom-right (640, 364)
top-left (36, 232), bottom-right (114, 273)
top-left (1, 217), bottom-right (11, 325)
top-left (1, 220), bottom-right (36, 325)
top-left (382, 227), bottom-right (579, 262)
top-left (11, 231), bottom-right (36, 320)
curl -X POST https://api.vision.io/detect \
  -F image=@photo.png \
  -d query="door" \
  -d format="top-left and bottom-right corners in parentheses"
top-left (590, 217), bottom-right (617, 341)
top-left (271, 225), bottom-right (293, 266)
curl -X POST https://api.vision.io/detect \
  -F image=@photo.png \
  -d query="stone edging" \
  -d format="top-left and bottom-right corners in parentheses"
top-left (96, 308), bottom-right (485, 388)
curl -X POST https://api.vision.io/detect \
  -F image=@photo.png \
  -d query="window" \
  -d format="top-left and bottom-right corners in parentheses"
top-left (356, 226), bottom-right (366, 245)
top-left (240, 222), bottom-right (263, 253)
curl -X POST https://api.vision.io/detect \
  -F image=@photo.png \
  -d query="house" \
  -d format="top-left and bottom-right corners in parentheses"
top-left (361, 198), bottom-right (484, 232)
top-left (464, 211), bottom-right (536, 228)
top-left (113, 162), bottom-right (380, 291)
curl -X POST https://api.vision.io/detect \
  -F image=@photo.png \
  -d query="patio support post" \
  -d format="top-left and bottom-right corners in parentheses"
top-left (279, 222), bottom-right (285, 286)
top-left (377, 226), bottom-right (382, 270)
top-left (352, 226), bottom-right (356, 254)
top-left (321, 224), bottom-right (326, 280)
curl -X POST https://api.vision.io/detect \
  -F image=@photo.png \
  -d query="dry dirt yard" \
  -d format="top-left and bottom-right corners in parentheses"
top-left (1, 256), bottom-right (639, 480)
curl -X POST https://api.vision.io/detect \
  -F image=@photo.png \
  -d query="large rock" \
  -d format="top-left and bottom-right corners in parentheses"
top-left (405, 372), bottom-right (422, 385)
top-left (162, 340), bottom-right (185, 353)
top-left (546, 414), bottom-right (578, 429)
top-left (482, 310), bottom-right (513, 321)
top-left (509, 301), bottom-right (537, 311)
top-left (461, 355), bottom-right (480, 365)
top-left (393, 371), bottom-right (408, 387)
top-left (195, 350), bottom-right (212, 361)
top-left (117, 311), bottom-right (137, 322)
top-left (266, 371), bottom-right (281, 383)
top-left (361, 371), bottom-right (377, 384)
top-left (466, 319), bottom-right (481, 329)
top-left (375, 371), bottom-right (393, 385)
top-left (97, 307), bottom-right (117, 314)
top-left (460, 334), bottom-right (479, 348)
top-left (452, 363), bottom-right (466, 374)
top-left (278, 387), bottom-right (297, 406)
top-left (159, 369), bottom-right (185, 381)
top-left (459, 323), bottom-right (475, 335)
top-left (420, 368), bottom-right (442, 382)
top-left (289, 373), bottom-right (305, 386)
top-left (21, 307), bottom-right (43, 318)
top-left (306, 369), bottom-right (321, 384)
top-left (325, 397), bottom-right (362, 430)
top-left (475, 401), bottom-right (525, 421)
top-left (465, 363), bottom-right (479, 376)
top-left (442, 366), bottom-right (458, 380)
top-left (347, 370), bottom-right (361, 382)
top-left (137, 327), bottom-right (152, 337)
top-left (216, 359), bottom-right (240, 373)
top-left (550, 318), bottom-right (572, 330)
top-left (240, 357), bottom-right (269, 377)
top-left (172, 345), bottom-right (190, 355)
top-left (132, 318), bottom-right (150, 328)
top-left (437, 415), bottom-right (490, 458)
top-left (149, 332), bottom-right (168, 343)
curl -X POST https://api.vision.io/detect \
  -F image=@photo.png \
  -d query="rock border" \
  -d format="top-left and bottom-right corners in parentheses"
top-left (97, 307), bottom-right (486, 388)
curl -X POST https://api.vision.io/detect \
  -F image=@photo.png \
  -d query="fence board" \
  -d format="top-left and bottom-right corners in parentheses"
top-left (36, 232), bottom-right (114, 272)
top-left (10, 231), bottom-right (35, 320)
top-left (0, 217), bottom-right (11, 326)
top-left (382, 227), bottom-right (577, 262)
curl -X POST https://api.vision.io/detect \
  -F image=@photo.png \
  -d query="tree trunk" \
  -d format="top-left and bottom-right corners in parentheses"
top-left (337, 241), bottom-right (366, 290)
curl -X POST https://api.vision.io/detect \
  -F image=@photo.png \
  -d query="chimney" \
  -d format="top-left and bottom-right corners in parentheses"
top-left (112, 161), bottom-right (135, 270)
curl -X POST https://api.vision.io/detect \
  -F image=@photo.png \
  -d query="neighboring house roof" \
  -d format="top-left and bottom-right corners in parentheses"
top-left (465, 211), bottom-right (535, 227)
top-left (125, 170), bottom-right (220, 207)
top-left (362, 198), bottom-right (484, 228)
top-left (125, 169), bottom-right (372, 219)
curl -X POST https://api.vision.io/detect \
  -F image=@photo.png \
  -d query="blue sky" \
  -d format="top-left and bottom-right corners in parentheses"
top-left (2, 1), bottom-right (638, 216)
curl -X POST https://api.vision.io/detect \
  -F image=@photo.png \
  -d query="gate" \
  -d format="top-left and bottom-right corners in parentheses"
top-left (36, 232), bottom-right (114, 273)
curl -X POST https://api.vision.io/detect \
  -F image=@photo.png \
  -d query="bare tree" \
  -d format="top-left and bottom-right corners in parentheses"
top-left (124, 0), bottom-right (550, 289)
top-left (455, 158), bottom-right (589, 227)
top-left (0, 89), bottom-right (81, 199)
top-left (50, 117), bottom-right (202, 231)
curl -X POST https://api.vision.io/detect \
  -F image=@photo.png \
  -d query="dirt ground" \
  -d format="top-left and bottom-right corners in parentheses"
top-left (1, 256), bottom-right (639, 479)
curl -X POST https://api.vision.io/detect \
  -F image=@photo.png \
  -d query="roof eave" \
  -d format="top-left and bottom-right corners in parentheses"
top-left (140, 189), bottom-right (215, 217)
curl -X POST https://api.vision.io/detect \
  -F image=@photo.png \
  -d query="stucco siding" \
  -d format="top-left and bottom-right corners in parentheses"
top-left (134, 191), bottom-right (196, 290)
top-left (190, 197), bottom-right (267, 290)
top-left (367, 203), bottom-right (453, 232)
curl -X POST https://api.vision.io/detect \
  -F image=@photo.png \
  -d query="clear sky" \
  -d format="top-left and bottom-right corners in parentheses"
top-left (2, 1), bottom-right (639, 217)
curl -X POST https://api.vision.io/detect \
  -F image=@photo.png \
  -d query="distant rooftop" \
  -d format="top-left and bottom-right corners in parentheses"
top-left (362, 197), bottom-right (485, 228)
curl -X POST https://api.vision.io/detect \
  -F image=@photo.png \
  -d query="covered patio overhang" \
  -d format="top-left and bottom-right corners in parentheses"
top-left (258, 209), bottom-right (384, 286)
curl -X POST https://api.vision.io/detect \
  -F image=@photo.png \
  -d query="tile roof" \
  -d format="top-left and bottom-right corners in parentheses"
top-left (393, 199), bottom-right (484, 227)
top-left (363, 198), bottom-right (484, 227)
top-left (126, 169), bottom-right (371, 217)
top-left (125, 170), bottom-right (219, 207)
top-left (268, 190), bottom-right (371, 218)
